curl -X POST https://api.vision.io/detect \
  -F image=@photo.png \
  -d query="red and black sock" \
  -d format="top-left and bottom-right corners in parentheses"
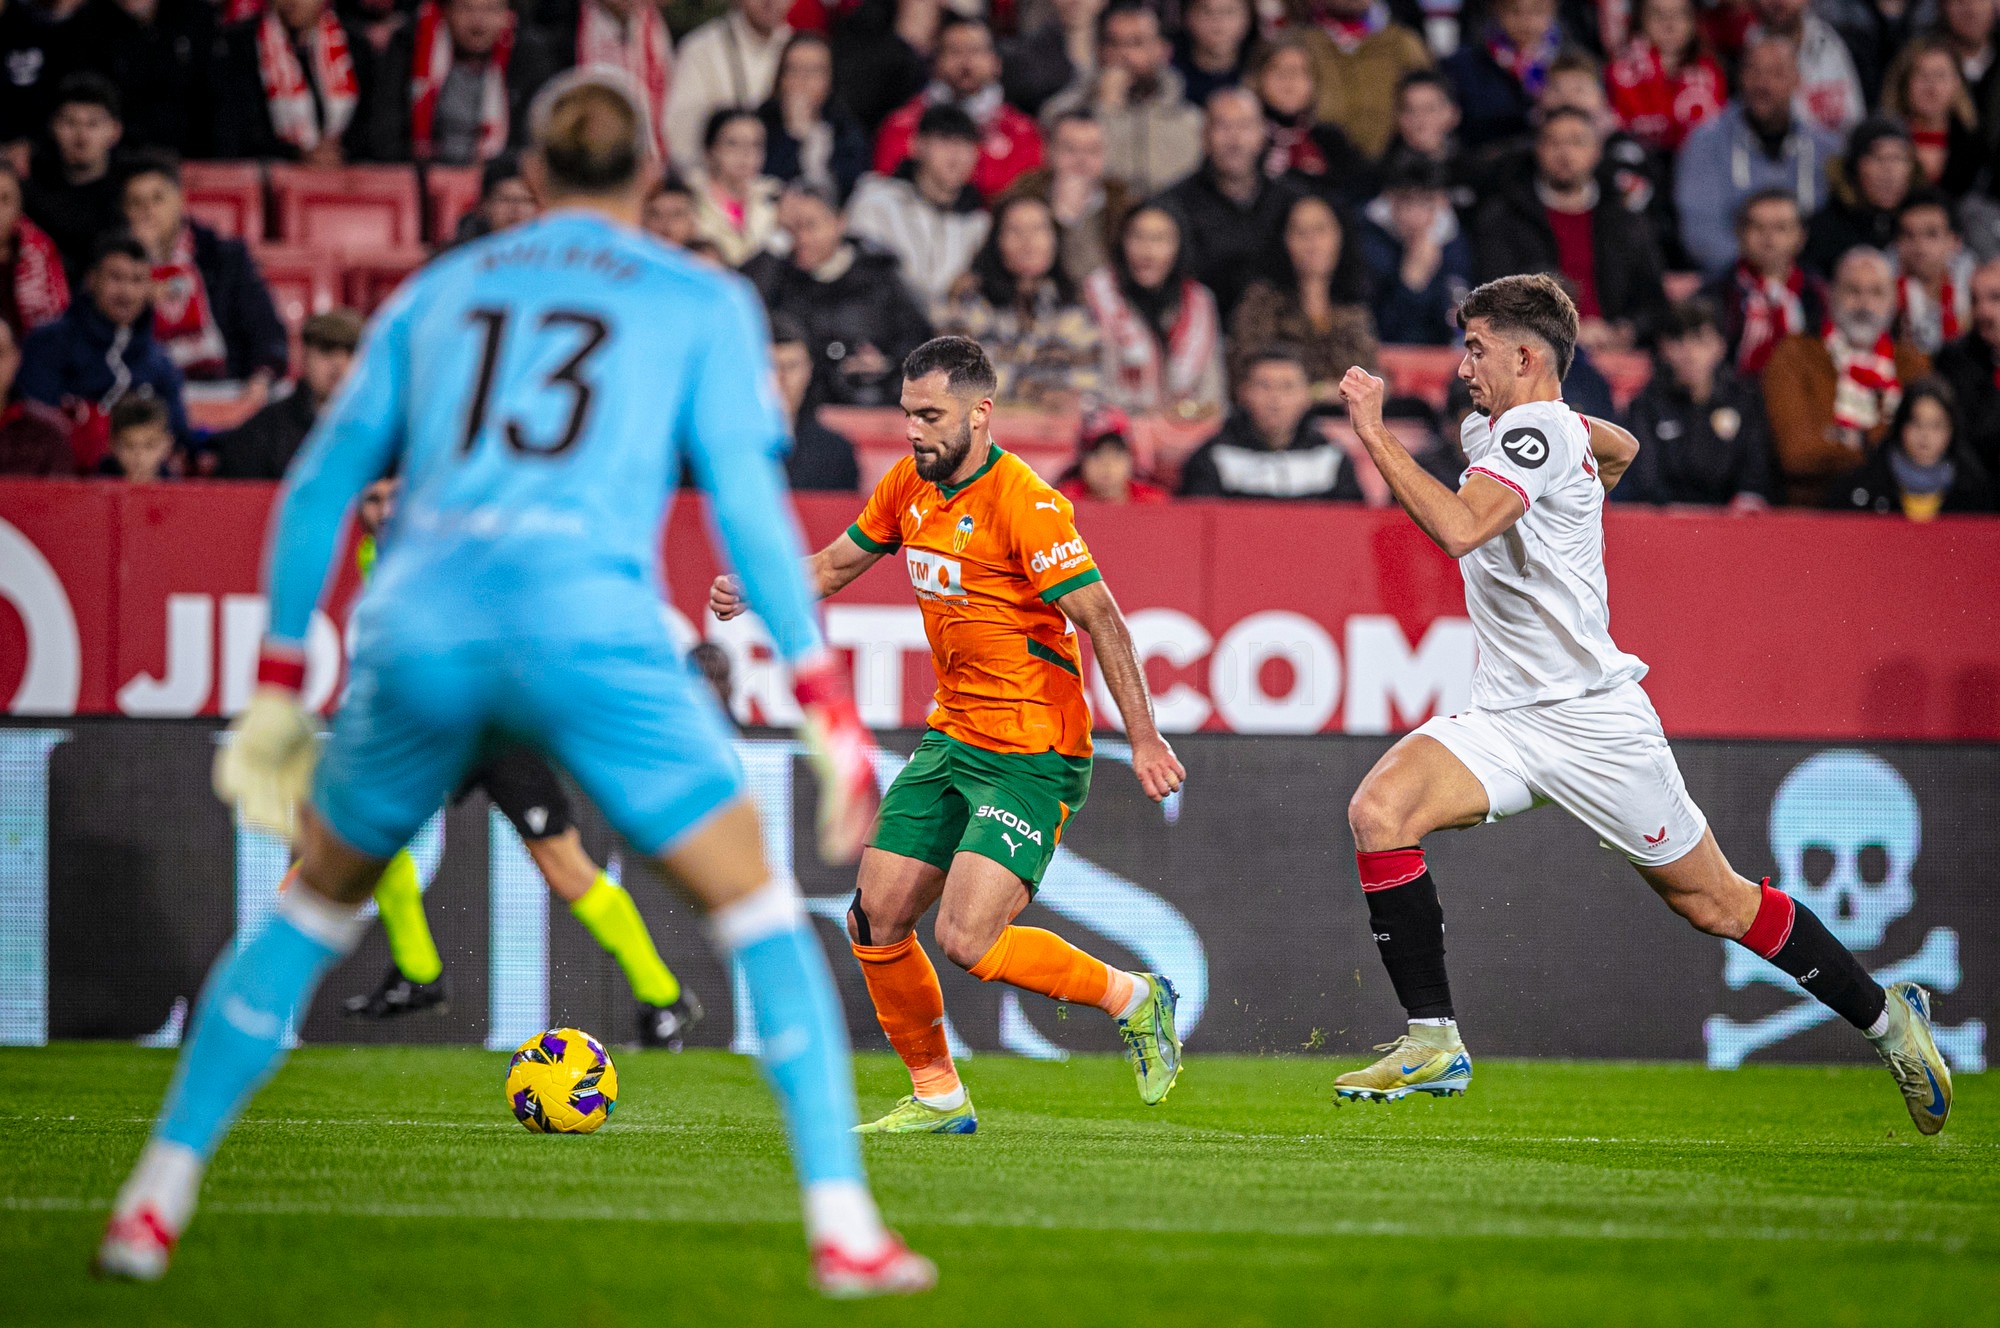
top-left (1738, 879), bottom-right (1887, 1031)
top-left (1356, 847), bottom-right (1454, 1020)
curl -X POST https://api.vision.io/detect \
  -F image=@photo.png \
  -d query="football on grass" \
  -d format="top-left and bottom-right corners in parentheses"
top-left (506, 1028), bottom-right (618, 1134)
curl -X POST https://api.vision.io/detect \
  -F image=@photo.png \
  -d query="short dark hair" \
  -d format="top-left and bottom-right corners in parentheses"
top-left (1735, 186), bottom-right (1801, 232)
top-left (1656, 296), bottom-right (1719, 342)
top-left (1394, 68), bottom-right (1455, 104)
top-left (1538, 104), bottom-right (1599, 138)
top-left (656, 171), bottom-right (694, 200)
top-left (769, 311), bottom-right (809, 348)
top-left (54, 72), bottom-right (120, 120)
top-left (916, 104), bottom-right (980, 143)
top-left (1897, 188), bottom-right (1957, 230)
top-left (121, 148), bottom-right (181, 191)
top-left (1238, 344), bottom-right (1311, 380)
top-left (109, 392), bottom-right (170, 437)
top-left (780, 177), bottom-right (841, 213)
top-left (936, 12), bottom-right (991, 44)
top-left (1097, 0), bottom-right (1159, 42)
top-left (703, 106), bottom-right (761, 153)
top-left (89, 230), bottom-right (148, 270)
top-left (1457, 274), bottom-right (1580, 377)
top-left (1049, 108), bottom-right (1100, 137)
top-left (533, 74), bottom-right (644, 194)
top-left (1547, 50), bottom-right (1602, 81)
top-left (903, 335), bottom-right (998, 399)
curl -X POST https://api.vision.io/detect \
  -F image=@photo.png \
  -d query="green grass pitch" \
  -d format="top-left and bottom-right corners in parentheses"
top-left (3, 1044), bottom-right (1996, 1328)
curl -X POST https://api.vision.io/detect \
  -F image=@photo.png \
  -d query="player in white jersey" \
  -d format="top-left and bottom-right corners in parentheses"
top-left (1328, 274), bottom-right (1953, 1135)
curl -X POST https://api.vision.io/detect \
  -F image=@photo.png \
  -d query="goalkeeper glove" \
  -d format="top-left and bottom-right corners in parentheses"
top-left (793, 650), bottom-right (880, 865)
top-left (212, 646), bottom-right (318, 840)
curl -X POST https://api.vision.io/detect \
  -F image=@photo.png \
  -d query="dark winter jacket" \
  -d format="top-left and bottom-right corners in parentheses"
top-left (1356, 212), bottom-right (1472, 346)
top-left (17, 297), bottom-right (188, 440)
top-left (1178, 410), bottom-right (1364, 500)
top-left (1825, 441), bottom-right (1996, 515)
top-left (0, 0), bottom-right (124, 144)
top-left (1613, 369), bottom-right (1775, 505)
top-left (209, 14), bottom-right (378, 162)
top-left (742, 242), bottom-right (931, 407)
top-left (22, 163), bottom-right (122, 282)
top-left (1931, 332), bottom-right (2000, 477)
top-left (1472, 174), bottom-right (1668, 340)
top-left (757, 98), bottom-right (871, 203)
top-left (786, 411), bottom-right (860, 491)
top-left (214, 383), bottom-right (318, 479)
top-left (368, 21), bottom-right (561, 163)
top-left (1156, 166), bottom-right (1304, 319)
top-left (185, 221), bottom-right (290, 383)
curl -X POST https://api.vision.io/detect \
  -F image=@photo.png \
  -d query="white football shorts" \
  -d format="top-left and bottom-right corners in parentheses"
top-left (1412, 680), bottom-right (1708, 867)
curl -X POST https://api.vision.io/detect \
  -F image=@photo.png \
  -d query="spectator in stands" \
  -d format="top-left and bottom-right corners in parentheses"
top-left (690, 109), bottom-right (782, 267)
top-left (1231, 193), bottom-right (1378, 395)
top-left (666, 0), bottom-right (792, 171)
top-left (759, 34), bottom-right (870, 202)
top-left (1894, 192), bottom-right (1975, 354)
top-left (1160, 88), bottom-right (1305, 319)
top-left (107, 0), bottom-right (217, 157)
top-left (18, 231), bottom-right (186, 473)
top-left (1001, 0), bottom-right (1103, 120)
top-left (453, 152), bottom-right (538, 243)
top-left (1607, 0), bottom-right (1726, 151)
top-left (1516, 51), bottom-right (1680, 271)
top-left (1616, 298), bottom-right (1775, 507)
top-left (830, 0), bottom-right (935, 135)
top-left (1804, 119), bottom-right (1917, 274)
top-left (373, 0), bottom-right (560, 166)
top-left (1474, 106), bottom-right (1667, 352)
top-left (642, 175), bottom-right (698, 246)
top-left (212, 0), bottom-right (377, 165)
top-left (122, 152), bottom-right (287, 405)
top-left (545, 0), bottom-right (674, 160)
top-left (1674, 33), bottom-right (1841, 275)
top-left (1936, 0), bottom-right (2000, 158)
top-left (0, 0), bottom-right (122, 156)
top-left (1374, 70), bottom-right (1476, 216)
top-left (1703, 189), bottom-right (1828, 375)
top-left (0, 321), bottom-right (74, 474)
top-left (1180, 346), bottom-right (1363, 499)
top-left (95, 392), bottom-right (174, 479)
top-left (1246, 36), bottom-right (1371, 208)
top-left (932, 194), bottom-right (1100, 408)
top-left (1358, 157), bottom-right (1471, 345)
top-left (23, 75), bottom-right (125, 282)
top-left (0, 165), bottom-right (69, 344)
top-left (1829, 375), bottom-right (1995, 514)
top-left (1882, 35), bottom-right (1988, 198)
top-left (1285, 0), bottom-right (1433, 160)
top-left (1000, 110), bottom-right (1133, 287)
top-left (1057, 405), bottom-right (1170, 503)
top-left (1749, 0), bottom-right (1863, 137)
top-left (874, 16), bottom-right (1043, 198)
top-left (1441, 0), bottom-right (1565, 149)
top-left (769, 312), bottom-right (859, 490)
top-left (1081, 202), bottom-right (1225, 419)
top-left (1932, 255), bottom-right (2000, 474)
top-left (846, 104), bottom-right (990, 303)
top-left (1042, 1), bottom-right (1203, 197)
top-left (1171, 0), bottom-right (1255, 110)
top-left (742, 181), bottom-right (930, 406)
top-left (1764, 246), bottom-right (1931, 503)
top-left (214, 308), bottom-right (362, 480)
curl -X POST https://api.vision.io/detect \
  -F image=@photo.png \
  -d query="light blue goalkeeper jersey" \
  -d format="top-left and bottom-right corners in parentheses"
top-left (262, 209), bottom-right (822, 666)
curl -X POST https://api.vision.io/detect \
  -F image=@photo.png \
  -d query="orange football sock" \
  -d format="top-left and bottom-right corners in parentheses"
top-left (968, 926), bottom-right (1135, 1016)
top-left (852, 935), bottom-right (961, 1100)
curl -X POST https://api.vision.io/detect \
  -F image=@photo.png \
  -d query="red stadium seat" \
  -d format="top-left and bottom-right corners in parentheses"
top-left (1377, 345), bottom-right (1459, 407)
top-left (180, 162), bottom-right (266, 241)
top-left (343, 248), bottom-right (431, 315)
top-left (269, 164), bottom-right (423, 252)
top-left (424, 166), bottom-right (482, 246)
top-left (253, 244), bottom-right (342, 374)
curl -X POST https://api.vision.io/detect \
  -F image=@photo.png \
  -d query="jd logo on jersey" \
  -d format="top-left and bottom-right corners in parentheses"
top-left (952, 514), bottom-right (975, 553)
top-left (905, 548), bottom-right (967, 598)
top-left (1500, 427), bottom-right (1549, 469)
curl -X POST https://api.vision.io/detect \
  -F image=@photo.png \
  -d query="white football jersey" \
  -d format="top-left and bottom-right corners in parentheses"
top-left (1455, 398), bottom-right (1648, 710)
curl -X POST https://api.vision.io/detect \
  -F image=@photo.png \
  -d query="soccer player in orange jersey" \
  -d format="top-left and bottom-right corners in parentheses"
top-left (711, 336), bottom-right (1188, 1131)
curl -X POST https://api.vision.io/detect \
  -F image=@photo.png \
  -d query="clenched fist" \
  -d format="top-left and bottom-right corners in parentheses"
top-left (1338, 366), bottom-right (1386, 433)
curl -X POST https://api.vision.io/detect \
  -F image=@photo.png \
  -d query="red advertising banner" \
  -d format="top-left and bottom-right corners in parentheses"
top-left (0, 479), bottom-right (1995, 740)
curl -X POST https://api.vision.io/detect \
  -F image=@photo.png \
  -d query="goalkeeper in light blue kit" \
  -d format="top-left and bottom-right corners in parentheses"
top-left (96, 70), bottom-right (934, 1298)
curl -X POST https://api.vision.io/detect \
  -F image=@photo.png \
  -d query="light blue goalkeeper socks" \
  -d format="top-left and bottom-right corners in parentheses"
top-left (155, 886), bottom-right (363, 1159)
top-left (711, 880), bottom-right (865, 1187)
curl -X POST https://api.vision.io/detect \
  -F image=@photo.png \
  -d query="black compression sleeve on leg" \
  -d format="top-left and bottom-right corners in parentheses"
top-left (1767, 901), bottom-right (1887, 1031)
top-left (1364, 870), bottom-right (1455, 1020)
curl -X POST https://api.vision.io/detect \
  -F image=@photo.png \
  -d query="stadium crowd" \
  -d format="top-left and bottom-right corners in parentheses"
top-left (0, 0), bottom-right (1994, 516)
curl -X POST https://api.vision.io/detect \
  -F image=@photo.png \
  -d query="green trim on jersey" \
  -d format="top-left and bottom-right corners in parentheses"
top-left (1025, 638), bottom-right (1080, 676)
top-left (1038, 567), bottom-right (1103, 604)
top-left (847, 522), bottom-right (899, 554)
top-left (935, 444), bottom-right (1007, 499)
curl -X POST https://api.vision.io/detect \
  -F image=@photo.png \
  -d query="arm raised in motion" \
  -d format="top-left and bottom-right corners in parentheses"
top-left (1338, 367), bottom-right (1526, 559)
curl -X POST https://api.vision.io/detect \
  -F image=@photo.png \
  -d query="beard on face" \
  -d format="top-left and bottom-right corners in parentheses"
top-left (1834, 308), bottom-right (1890, 346)
top-left (914, 413), bottom-right (975, 482)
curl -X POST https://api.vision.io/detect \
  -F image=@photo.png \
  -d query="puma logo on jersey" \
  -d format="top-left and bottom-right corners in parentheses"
top-left (1034, 500), bottom-right (1061, 512)
top-left (908, 504), bottom-right (928, 527)
top-left (976, 804), bottom-right (1043, 846)
top-left (1001, 832), bottom-right (1021, 857)
top-left (1028, 536), bottom-right (1087, 574)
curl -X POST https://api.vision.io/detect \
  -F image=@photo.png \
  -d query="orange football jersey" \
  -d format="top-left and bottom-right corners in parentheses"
top-left (848, 447), bottom-right (1102, 758)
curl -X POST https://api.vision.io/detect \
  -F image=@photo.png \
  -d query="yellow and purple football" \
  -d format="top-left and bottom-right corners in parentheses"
top-left (505, 1028), bottom-right (618, 1134)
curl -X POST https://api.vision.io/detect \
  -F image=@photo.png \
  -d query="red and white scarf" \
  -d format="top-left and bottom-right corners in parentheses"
top-left (1735, 261), bottom-right (1805, 374)
top-left (1082, 269), bottom-right (1218, 410)
top-left (577, 0), bottom-right (673, 160)
top-left (1317, 1), bottom-right (1389, 54)
top-left (1825, 321), bottom-right (1902, 434)
top-left (1264, 115), bottom-right (1328, 179)
top-left (9, 217), bottom-right (68, 335)
top-left (256, 8), bottom-right (360, 153)
top-left (151, 226), bottom-right (228, 380)
top-left (1898, 271), bottom-right (1966, 352)
top-left (410, 1), bottom-right (515, 163)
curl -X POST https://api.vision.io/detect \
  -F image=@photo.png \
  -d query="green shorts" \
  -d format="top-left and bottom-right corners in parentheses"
top-left (870, 730), bottom-right (1092, 888)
